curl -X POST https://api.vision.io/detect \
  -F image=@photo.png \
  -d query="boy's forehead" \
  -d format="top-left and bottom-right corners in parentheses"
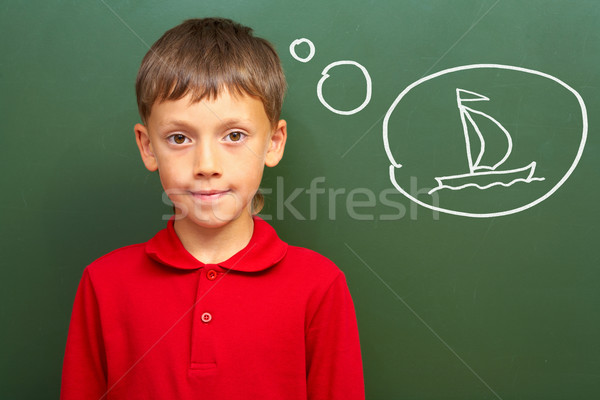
top-left (148, 91), bottom-right (271, 127)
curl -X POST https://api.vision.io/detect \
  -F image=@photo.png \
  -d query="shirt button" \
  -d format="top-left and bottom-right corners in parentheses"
top-left (206, 269), bottom-right (218, 281)
top-left (201, 312), bottom-right (212, 323)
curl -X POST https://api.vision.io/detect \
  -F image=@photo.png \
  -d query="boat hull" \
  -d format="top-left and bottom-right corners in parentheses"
top-left (429, 162), bottom-right (544, 194)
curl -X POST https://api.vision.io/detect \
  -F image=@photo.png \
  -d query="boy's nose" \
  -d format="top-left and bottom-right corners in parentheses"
top-left (193, 142), bottom-right (222, 177)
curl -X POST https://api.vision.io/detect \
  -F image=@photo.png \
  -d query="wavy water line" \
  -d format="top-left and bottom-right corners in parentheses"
top-left (428, 177), bottom-right (546, 195)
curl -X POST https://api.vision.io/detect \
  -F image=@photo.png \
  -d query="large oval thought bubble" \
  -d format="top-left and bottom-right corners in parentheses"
top-left (383, 64), bottom-right (587, 218)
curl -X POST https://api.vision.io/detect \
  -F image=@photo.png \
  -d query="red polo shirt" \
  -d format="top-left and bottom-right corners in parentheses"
top-left (61, 217), bottom-right (364, 399)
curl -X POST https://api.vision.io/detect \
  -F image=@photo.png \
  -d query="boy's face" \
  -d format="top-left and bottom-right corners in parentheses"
top-left (134, 90), bottom-right (286, 230)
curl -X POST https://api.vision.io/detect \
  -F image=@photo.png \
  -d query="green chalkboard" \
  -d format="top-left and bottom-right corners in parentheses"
top-left (1, 1), bottom-right (599, 399)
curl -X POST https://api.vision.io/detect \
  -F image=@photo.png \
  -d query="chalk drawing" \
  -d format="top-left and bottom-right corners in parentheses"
top-left (289, 38), bottom-right (315, 63)
top-left (383, 64), bottom-right (588, 218)
top-left (289, 39), bottom-right (372, 116)
top-left (428, 88), bottom-right (545, 195)
top-left (317, 61), bottom-right (372, 115)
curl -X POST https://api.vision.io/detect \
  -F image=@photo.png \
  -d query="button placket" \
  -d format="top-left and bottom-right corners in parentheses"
top-left (189, 269), bottom-right (218, 371)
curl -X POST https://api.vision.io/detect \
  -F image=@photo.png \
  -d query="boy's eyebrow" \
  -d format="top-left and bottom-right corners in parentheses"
top-left (216, 117), bottom-right (253, 128)
top-left (158, 119), bottom-right (195, 129)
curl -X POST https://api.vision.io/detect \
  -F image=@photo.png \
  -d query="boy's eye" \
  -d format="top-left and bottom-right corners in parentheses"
top-left (225, 131), bottom-right (246, 142)
top-left (168, 134), bottom-right (189, 145)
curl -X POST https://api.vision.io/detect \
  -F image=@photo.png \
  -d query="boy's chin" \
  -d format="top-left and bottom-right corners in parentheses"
top-left (174, 208), bottom-right (252, 230)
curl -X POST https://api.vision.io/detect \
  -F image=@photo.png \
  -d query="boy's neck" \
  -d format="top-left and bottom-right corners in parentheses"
top-left (173, 213), bottom-right (255, 265)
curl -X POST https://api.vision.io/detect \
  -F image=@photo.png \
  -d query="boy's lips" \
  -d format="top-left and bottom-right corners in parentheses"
top-left (189, 189), bottom-right (231, 201)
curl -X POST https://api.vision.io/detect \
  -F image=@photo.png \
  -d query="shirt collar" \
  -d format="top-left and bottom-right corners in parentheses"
top-left (145, 216), bottom-right (288, 272)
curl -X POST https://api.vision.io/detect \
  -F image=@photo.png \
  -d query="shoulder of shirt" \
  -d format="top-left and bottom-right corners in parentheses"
top-left (84, 242), bottom-right (147, 276)
top-left (284, 244), bottom-right (345, 280)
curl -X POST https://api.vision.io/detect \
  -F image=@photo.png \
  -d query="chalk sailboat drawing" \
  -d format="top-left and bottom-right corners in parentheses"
top-left (428, 88), bottom-right (545, 195)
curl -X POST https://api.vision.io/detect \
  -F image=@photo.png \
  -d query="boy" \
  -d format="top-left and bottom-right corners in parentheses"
top-left (61, 18), bottom-right (364, 400)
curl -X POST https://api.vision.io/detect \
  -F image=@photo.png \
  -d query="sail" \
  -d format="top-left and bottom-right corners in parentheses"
top-left (461, 106), bottom-right (512, 172)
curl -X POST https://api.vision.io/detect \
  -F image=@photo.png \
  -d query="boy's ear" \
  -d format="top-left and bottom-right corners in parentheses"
top-left (134, 123), bottom-right (158, 171)
top-left (265, 119), bottom-right (287, 167)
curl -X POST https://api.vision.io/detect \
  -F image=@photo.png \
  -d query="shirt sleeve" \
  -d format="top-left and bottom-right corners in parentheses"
top-left (61, 268), bottom-right (108, 400)
top-left (305, 272), bottom-right (365, 400)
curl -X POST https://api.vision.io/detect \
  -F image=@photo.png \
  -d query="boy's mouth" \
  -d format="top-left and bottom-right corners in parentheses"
top-left (190, 189), bottom-right (231, 201)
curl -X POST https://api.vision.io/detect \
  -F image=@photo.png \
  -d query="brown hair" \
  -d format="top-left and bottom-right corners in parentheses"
top-left (135, 17), bottom-right (286, 126)
top-left (136, 18), bottom-right (286, 214)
